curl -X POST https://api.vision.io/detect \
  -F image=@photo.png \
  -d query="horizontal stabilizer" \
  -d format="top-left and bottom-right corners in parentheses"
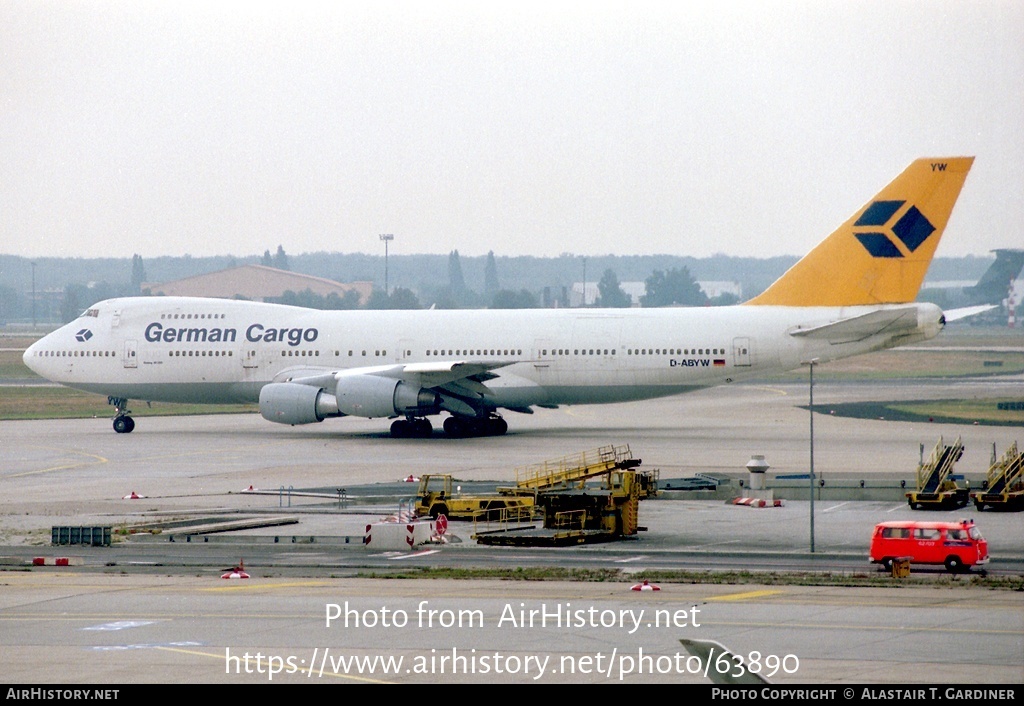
top-left (678, 639), bottom-right (771, 684)
top-left (788, 306), bottom-right (921, 343)
top-left (943, 304), bottom-right (997, 322)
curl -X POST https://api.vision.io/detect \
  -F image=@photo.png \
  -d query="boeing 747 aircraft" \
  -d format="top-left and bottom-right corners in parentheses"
top-left (24, 157), bottom-right (974, 437)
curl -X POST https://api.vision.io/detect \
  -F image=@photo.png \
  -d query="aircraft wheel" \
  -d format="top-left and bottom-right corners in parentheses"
top-left (443, 417), bottom-right (466, 438)
top-left (413, 419), bottom-right (433, 437)
top-left (113, 416), bottom-right (134, 434)
top-left (390, 419), bottom-right (410, 438)
top-left (489, 417), bottom-right (508, 435)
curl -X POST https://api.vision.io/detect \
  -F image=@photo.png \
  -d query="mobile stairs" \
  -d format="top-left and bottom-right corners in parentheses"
top-left (906, 436), bottom-right (969, 510)
top-left (971, 441), bottom-right (1024, 512)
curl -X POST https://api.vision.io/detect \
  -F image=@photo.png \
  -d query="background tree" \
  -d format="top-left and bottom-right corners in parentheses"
top-left (708, 291), bottom-right (741, 306)
top-left (443, 249), bottom-right (479, 306)
top-left (273, 245), bottom-right (290, 271)
top-left (261, 249), bottom-right (273, 267)
top-left (594, 268), bottom-right (632, 308)
top-left (272, 288), bottom-right (360, 310)
top-left (484, 251), bottom-right (500, 297)
top-left (0, 284), bottom-right (20, 323)
top-left (365, 287), bottom-right (421, 310)
top-left (448, 250), bottom-right (466, 293)
top-left (640, 267), bottom-right (708, 307)
top-left (130, 254), bottom-right (146, 293)
top-left (490, 288), bottom-right (538, 309)
top-left (61, 282), bottom-right (118, 322)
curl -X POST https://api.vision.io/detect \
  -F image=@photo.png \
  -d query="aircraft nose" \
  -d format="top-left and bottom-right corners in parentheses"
top-left (23, 339), bottom-right (39, 373)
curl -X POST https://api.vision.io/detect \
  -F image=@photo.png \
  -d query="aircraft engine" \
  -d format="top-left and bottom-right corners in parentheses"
top-left (259, 382), bottom-right (341, 425)
top-left (335, 374), bottom-right (439, 418)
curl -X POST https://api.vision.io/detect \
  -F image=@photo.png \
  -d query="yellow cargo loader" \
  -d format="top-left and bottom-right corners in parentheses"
top-left (413, 474), bottom-right (535, 521)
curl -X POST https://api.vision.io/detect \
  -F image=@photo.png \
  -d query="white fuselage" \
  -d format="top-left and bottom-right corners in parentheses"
top-left (23, 296), bottom-right (944, 416)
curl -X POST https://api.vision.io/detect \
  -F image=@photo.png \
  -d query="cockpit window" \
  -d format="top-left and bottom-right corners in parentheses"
top-left (80, 308), bottom-right (100, 318)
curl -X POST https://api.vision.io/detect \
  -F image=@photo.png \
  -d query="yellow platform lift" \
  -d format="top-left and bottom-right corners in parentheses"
top-left (413, 474), bottom-right (535, 521)
top-left (474, 444), bottom-right (659, 546)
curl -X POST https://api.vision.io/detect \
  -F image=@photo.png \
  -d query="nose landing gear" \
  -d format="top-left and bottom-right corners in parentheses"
top-left (108, 396), bottom-right (135, 434)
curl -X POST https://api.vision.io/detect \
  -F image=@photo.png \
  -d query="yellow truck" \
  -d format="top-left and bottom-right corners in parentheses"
top-left (413, 474), bottom-right (535, 521)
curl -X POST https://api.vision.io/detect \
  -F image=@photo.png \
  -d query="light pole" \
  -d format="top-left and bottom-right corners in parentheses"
top-left (379, 234), bottom-right (394, 296)
top-left (31, 261), bottom-right (36, 329)
top-left (581, 256), bottom-right (587, 307)
top-left (802, 357), bottom-right (819, 553)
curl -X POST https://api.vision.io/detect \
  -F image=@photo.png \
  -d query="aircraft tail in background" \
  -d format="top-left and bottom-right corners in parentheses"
top-left (965, 248), bottom-right (1024, 305)
top-left (745, 157), bottom-right (974, 307)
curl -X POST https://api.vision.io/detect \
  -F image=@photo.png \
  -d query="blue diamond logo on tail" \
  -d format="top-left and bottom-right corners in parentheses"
top-left (891, 206), bottom-right (935, 252)
top-left (853, 200), bottom-right (936, 258)
top-left (75, 329), bottom-right (93, 342)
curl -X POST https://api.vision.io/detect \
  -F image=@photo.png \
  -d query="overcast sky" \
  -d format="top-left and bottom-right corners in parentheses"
top-left (2, 1), bottom-right (1022, 261)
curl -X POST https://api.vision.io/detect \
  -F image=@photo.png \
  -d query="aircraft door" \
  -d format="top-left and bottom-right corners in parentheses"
top-left (733, 337), bottom-right (753, 367)
top-left (240, 347), bottom-right (259, 369)
top-left (396, 339), bottom-right (415, 363)
top-left (532, 338), bottom-right (557, 383)
top-left (122, 340), bottom-right (137, 369)
top-left (533, 339), bottom-right (555, 364)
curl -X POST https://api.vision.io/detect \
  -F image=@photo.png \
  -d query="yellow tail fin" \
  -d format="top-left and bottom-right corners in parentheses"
top-left (745, 157), bottom-right (974, 306)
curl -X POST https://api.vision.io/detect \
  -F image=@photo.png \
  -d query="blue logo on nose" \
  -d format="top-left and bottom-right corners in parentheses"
top-left (75, 329), bottom-right (93, 342)
top-left (853, 200), bottom-right (935, 258)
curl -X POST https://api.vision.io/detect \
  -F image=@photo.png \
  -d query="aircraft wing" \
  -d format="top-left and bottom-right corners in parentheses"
top-left (280, 360), bottom-right (519, 400)
top-left (344, 360), bottom-right (517, 394)
top-left (787, 305), bottom-right (923, 344)
top-left (678, 639), bottom-right (772, 685)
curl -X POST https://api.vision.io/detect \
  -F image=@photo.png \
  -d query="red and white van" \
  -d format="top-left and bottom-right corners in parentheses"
top-left (869, 519), bottom-right (989, 573)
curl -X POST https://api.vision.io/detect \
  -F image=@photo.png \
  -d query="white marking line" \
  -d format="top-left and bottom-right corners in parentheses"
top-left (613, 556), bottom-right (649, 563)
top-left (83, 621), bottom-right (155, 631)
top-left (389, 549), bottom-right (441, 560)
top-left (693, 539), bottom-right (743, 548)
top-left (822, 502), bottom-right (850, 513)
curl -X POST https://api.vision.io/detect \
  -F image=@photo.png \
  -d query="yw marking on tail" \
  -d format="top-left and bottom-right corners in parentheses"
top-left (931, 163), bottom-right (948, 171)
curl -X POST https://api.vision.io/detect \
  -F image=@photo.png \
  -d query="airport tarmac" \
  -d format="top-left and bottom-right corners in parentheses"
top-left (2, 378), bottom-right (1023, 684)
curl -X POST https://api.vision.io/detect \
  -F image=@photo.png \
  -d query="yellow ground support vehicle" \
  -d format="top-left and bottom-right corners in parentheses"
top-left (971, 441), bottom-right (1024, 512)
top-left (413, 474), bottom-right (535, 521)
top-left (906, 437), bottom-right (970, 510)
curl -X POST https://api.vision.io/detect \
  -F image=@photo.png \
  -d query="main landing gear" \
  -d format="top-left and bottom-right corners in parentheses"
top-left (108, 396), bottom-right (135, 434)
top-left (389, 414), bottom-right (509, 439)
top-left (442, 414), bottom-right (508, 438)
top-left (389, 417), bottom-right (433, 438)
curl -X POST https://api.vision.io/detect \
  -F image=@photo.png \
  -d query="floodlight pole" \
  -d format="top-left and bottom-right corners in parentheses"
top-left (581, 256), bottom-right (587, 307)
top-left (379, 234), bottom-right (394, 296)
top-left (803, 358), bottom-right (819, 553)
top-left (31, 261), bottom-right (37, 329)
